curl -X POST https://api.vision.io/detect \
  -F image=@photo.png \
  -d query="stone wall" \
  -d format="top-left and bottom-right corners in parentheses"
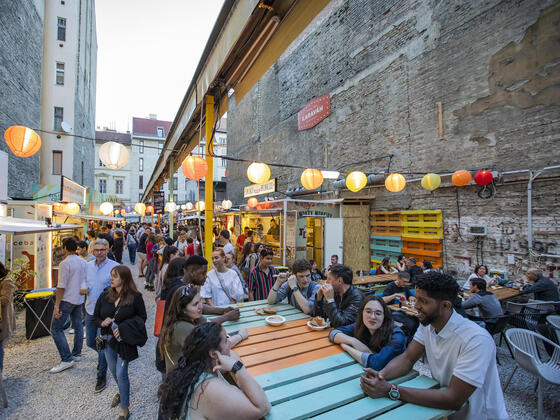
top-left (227, 0), bottom-right (560, 277)
top-left (0, 0), bottom-right (43, 199)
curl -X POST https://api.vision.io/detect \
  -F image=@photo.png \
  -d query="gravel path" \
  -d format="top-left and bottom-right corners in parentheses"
top-left (1, 258), bottom-right (559, 419)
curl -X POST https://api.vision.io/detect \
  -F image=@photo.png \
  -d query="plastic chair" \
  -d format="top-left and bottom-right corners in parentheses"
top-left (505, 301), bottom-right (552, 331)
top-left (547, 315), bottom-right (560, 342)
top-left (504, 328), bottom-right (560, 419)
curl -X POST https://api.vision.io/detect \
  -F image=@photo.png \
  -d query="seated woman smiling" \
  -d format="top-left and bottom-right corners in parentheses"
top-left (329, 295), bottom-right (406, 370)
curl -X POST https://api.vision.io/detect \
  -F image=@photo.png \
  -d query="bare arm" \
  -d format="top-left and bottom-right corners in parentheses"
top-left (341, 343), bottom-right (367, 365)
top-left (203, 298), bottom-right (214, 307)
top-left (379, 339), bottom-right (425, 380)
top-left (333, 332), bottom-right (371, 353)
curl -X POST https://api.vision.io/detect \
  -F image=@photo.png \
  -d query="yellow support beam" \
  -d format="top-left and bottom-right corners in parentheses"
top-left (204, 95), bottom-right (214, 268)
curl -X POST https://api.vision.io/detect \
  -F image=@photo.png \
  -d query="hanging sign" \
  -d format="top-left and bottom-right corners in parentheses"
top-left (153, 191), bottom-right (165, 214)
top-left (244, 179), bottom-right (276, 198)
top-left (61, 176), bottom-right (87, 204)
top-left (298, 94), bottom-right (330, 131)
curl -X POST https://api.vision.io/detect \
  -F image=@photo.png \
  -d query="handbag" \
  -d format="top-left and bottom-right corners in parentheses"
top-left (214, 271), bottom-right (235, 304)
top-left (95, 303), bottom-right (121, 351)
top-left (153, 299), bottom-right (166, 337)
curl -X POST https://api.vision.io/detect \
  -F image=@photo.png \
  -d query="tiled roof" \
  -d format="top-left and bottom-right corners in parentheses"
top-left (132, 117), bottom-right (172, 137)
top-left (95, 130), bottom-right (131, 145)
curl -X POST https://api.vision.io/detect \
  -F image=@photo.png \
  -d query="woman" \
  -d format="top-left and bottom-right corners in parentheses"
top-left (422, 260), bottom-right (437, 273)
top-left (309, 260), bottom-right (326, 282)
top-left (376, 257), bottom-right (398, 275)
top-left (395, 255), bottom-right (407, 272)
top-left (201, 250), bottom-right (245, 306)
top-left (465, 264), bottom-right (493, 290)
top-left (159, 286), bottom-right (248, 372)
top-left (126, 227), bottom-right (138, 265)
top-left (144, 234), bottom-right (159, 291)
top-left (112, 231), bottom-right (124, 264)
top-left (239, 241), bottom-right (257, 280)
top-left (158, 322), bottom-right (270, 420)
top-left (329, 294), bottom-right (406, 370)
top-left (156, 246), bottom-right (179, 300)
top-left (0, 262), bottom-right (16, 380)
top-left (93, 265), bottom-right (147, 420)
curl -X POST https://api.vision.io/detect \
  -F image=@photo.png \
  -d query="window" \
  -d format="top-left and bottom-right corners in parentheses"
top-left (139, 175), bottom-right (143, 189)
top-left (174, 194), bottom-right (178, 203)
top-left (139, 157), bottom-right (143, 171)
top-left (99, 179), bottom-right (107, 193)
top-left (139, 140), bottom-right (144, 154)
top-left (54, 107), bottom-right (63, 131)
top-left (52, 151), bottom-right (62, 175)
top-left (158, 142), bottom-right (163, 154)
top-left (157, 127), bottom-right (164, 138)
top-left (115, 179), bottom-right (123, 194)
top-left (56, 62), bottom-right (65, 85)
top-left (57, 17), bottom-right (66, 41)
top-left (99, 159), bottom-right (105, 167)
top-left (172, 176), bottom-right (178, 188)
top-left (139, 193), bottom-right (143, 202)
top-left (185, 178), bottom-right (189, 189)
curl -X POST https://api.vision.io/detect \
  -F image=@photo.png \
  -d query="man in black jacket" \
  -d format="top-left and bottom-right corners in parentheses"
top-left (314, 264), bottom-right (363, 328)
top-left (522, 267), bottom-right (560, 313)
top-left (406, 258), bottom-right (423, 283)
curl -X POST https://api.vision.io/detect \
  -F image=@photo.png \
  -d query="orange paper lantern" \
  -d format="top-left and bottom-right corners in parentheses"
top-left (146, 205), bottom-right (154, 214)
top-left (300, 169), bottom-right (324, 190)
top-left (385, 173), bottom-right (406, 192)
top-left (4, 125), bottom-right (42, 157)
top-left (452, 170), bottom-right (472, 187)
top-left (181, 155), bottom-right (208, 180)
top-left (248, 197), bottom-right (258, 208)
top-left (120, 209), bottom-right (126, 215)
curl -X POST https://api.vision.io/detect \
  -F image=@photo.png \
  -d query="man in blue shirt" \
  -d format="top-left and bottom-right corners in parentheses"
top-left (85, 238), bottom-right (119, 393)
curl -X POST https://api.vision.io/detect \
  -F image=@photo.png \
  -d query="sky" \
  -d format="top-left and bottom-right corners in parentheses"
top-left (95, 0), bottom-right (224, 132)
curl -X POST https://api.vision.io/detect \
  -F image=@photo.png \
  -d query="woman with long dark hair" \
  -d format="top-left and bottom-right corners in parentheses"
top-left (158, 322), bottom-right (270, 419)
top-left (395, 254), bottom-right (407, 272)
top-left (376, 257), bottom-right (398, 275)
top-left (93, 265), bottom-right (147, 420)
top-left (239, 241), bottom-right (257, 280)
top-left (328, 294), bottom-right (406, 370)
top-left (156, 246), bottom-right (179, 300)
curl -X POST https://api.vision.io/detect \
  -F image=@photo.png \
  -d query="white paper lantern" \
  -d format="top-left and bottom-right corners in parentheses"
top-left (221, 200), bottom-right (232, 210)
top-left (186, 202), bottom-right (194, 210)
top-left (180, 204), bottom-right (187, 210)
top-left (134, 202), bottom-right (146, 215)
top-left (165, 202), bottom-right (178, 212)
top-left (100, 202), bottom-right (113, 215)
top-left (195, 201), bottom-right (205, 211)
top-left (99, 141), bottom-right (129, 169)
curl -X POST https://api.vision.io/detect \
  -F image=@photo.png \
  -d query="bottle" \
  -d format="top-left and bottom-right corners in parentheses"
top-left (111, 321), bottom-right (122, 342)
top-left (80, 279), bottom-right (88, 296)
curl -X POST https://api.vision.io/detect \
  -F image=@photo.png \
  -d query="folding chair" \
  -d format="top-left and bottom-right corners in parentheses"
top-left (23, 289), bottom-right (56, 340)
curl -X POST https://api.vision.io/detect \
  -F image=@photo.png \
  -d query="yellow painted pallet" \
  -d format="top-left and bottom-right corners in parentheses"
top-left (401, 210), bottom-right (442, 228)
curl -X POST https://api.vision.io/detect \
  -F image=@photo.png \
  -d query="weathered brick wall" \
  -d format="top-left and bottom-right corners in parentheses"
top-left (227, 0), bottom-right (560, 278)
top-left (0, 0), bottom-right (43, 199)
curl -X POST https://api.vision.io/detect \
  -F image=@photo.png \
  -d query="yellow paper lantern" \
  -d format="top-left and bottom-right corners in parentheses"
top-left (385, 173), bottom-right (406, 192)
top-left (65, 202), bottom-right (80, 215)
top-left (100, 202), bottom-right (114, 215)
top-left (247, 162), bottom-right (270, 184)
top-left (146, 205), bottom-right (154, 214)
top-left (134, 202), bottom-right (146, 215)
top-left (421, 173), bottom-right (441, 191)
top-left (300, 169), bottom-right (324, 190)
top-left (4, 126), bottom-right (42, 158)
top-left (195, 201), bottom-right (205, 211)
top-left (346, 171), bottom-right (367, 192)
top-left (182, 155), bottom-right (208, 180)
top-left (248, 197), bottom-right (258, 208)
top-left (99, 141), bottom-right (130, 169)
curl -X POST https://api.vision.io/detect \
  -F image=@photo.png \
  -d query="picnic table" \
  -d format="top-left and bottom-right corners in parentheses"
top-left (215, 299), bottom-right (453, 419)
top-left (464, 285), bottom-right (522, 301)
top-left (353, 273), bottom-right (398, 285)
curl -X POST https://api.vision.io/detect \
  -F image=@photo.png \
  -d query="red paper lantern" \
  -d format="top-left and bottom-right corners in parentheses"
top-left (452, 170), bottom-right (472, 187)
top-left (120, 209), bottom-right (126, 215)
top-left (474, 170), bottom-right (493, 186)
top-left (181, 155), bottom-right (208, 180)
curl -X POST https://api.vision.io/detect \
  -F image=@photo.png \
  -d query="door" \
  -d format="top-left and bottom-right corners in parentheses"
top-left (324, 218), bottom-right (343, 268)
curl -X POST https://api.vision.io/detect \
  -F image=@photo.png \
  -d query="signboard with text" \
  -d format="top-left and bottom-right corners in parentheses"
top-left (298, 94), bottom-right (330, 131)
top-left (153, 191), bottom-right (165, 214)
top-left (244, 179), bottom-right (276, 198)
top-left (61, 176), bottom-right (87, 204)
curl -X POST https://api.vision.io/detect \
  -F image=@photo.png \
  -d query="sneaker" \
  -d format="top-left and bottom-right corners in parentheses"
top-left (68, 328), bottom-right (75, 334)
top-left (49, 360), bottom-right (74, 373)
top-left (94, 376), bottom-right (107, 393)
top-left (111, 392), bottom-right (121, 408)
top-left (73, 355), bottom-right (82, 362)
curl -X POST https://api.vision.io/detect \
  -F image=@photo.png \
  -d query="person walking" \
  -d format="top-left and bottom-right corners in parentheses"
top-left (136, 227), bottom-right (151, 278)
top-left (112, 231), bottom-right (124, 264)
top-left (126, 227), bottom-right (138, 265)
top-left (93, 265), bottom-right (147, 420)
top-left (50, 238), bottom-right (86, 373)
top-left (85, 239), bottom-right (119, 393)
top-left (0, 262), bottom-right (16, 380)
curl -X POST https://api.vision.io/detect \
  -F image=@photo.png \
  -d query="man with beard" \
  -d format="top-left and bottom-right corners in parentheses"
top-left (360, 272), bottom-right (508, 420)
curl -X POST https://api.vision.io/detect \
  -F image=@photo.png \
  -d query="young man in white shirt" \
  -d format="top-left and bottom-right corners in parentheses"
top-left (360, 271), bottom-right (508, 420)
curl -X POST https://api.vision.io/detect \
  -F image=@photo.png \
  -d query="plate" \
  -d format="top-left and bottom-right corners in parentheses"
top-left (265, 315), bottom-right (286, 326)
top-left (307, 320), bottom-right (330, 330)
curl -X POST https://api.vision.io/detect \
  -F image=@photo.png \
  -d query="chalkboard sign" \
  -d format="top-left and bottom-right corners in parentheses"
top-left (153, 191), bottom-right (165, 214)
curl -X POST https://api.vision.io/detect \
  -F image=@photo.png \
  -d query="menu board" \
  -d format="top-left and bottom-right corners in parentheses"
top-left (153, 191), bottom-right (165, 214)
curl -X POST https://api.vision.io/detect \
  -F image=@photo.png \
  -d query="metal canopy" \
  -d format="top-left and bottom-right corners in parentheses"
top-left (0, 217), bottom-right (82, 235)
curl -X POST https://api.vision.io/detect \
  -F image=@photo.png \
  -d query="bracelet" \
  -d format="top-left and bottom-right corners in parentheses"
top-left (272, 287), bottom-right (279, 292)
top-left (231, 360), bottom-right (244, 375)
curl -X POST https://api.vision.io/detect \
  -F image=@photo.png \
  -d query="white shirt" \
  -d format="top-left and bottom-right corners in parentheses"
top-left (58, 254), bottom-right (87, 305)
top-left (201, 268), bottom-right (245, 306)
top-left (413, 311), bottom-right (508, 420)
top-left (464, 274), bottom-right (491, 290)
top-left (223, 242), bottom-right (235, 255)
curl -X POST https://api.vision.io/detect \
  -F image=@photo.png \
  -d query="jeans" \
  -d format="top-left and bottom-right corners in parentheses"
top-left (105, 344), bottom-right (130, 408)
top-left (0, 340), bottom-right (4, 372)
top-left (51, 301), bottom-right (83, 363)
top-left (127, 243), bottom-right (137, 264)
top-left (85, 313), bottom-right (107, 379)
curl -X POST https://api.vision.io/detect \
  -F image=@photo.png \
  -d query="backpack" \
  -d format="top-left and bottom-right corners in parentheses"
top-left (240, 254), bottom-right (254, 277)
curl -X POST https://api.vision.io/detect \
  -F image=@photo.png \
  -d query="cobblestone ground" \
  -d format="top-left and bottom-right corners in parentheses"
top-left (1, 256), bottom-right (559, 419)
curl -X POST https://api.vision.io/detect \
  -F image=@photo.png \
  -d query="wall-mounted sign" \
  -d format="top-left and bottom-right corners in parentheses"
top-left (153, 191), bottom-right (165, 214)
top-left (61, 176), bottom-right (87, 204)
top-left (244, 179), bottom-right (276, 198)
top-left (297, 94), bottom-right (330, 131)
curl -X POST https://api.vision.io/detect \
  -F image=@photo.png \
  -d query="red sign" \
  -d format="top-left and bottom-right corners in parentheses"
top-left (297, 94), bottom-right (330, 130)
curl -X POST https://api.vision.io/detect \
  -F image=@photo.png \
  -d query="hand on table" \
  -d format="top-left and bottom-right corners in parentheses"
top-left (360, 368), bottom-right (391, 398)
top-left (238, 328), bottom-right (249, 340)
top-left (224, 308), bottom-right (241, 321)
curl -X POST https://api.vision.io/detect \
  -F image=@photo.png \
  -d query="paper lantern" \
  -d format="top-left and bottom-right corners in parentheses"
top-left (181, 155), bottom-right (208, 180)
top-left (99, 141), bottom-right (129, 169)
top-left (114, 209), bottom-right (120, 216)
top-left (100, 202), bottom-right (113, 215)
top-left (195, 201), bottom-right (205, 211)
top-left (300, 169), bottom-right (324, 190)
top-left (385, 173), bottom-right (406, 192)
top-left (222, 200), bottom-right (232, 210)
top-left (146, 205), bottom-right (154, 214)
top-left (247, 162), bottom-right (270, 184)
top-left (165, 202), bottom-right (178, 212)
top-left (346, 171), bottom-right (367, 192)
top-left (180, 204), bottom-right (187, 210)
top-left (125, 205), bottom-right (133, 213)
top-left (134, 202), bottom-right (146, 214)
top-left (186, 202), bottom-right (194, 211)
top-left (248, 197), bottom-right (258, 208)
top-left (421, 173), bottom-right (441, 191)
top-left (120, 209), bottom-right (126, 215)
top-left (474, 170), bottom-right (493, 186)
top-left (65, 202), bottom-right (80, 215)
top-left (452, 170), bottom-right (472, 187)
top-left (4, 126), bottom-right (42, 158)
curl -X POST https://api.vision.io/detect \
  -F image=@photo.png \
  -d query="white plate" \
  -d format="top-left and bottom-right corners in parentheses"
top-left (307, 320), bottom-right (330, 330)
top-left (265, 315), bottom-right (286, 326)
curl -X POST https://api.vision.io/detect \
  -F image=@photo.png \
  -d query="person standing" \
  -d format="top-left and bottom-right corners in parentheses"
top-left (93, 265), bottom-right (147, 420)
top-left (112, 231), bottom-right (124, 264)
top-left (85, 239), bottom-right (119, 393)
top-left (218, 229), bottom-right (235, 255)
top-left (0, 262), bottom-right (16, 380)
top-left (236, 227), bottom-right (249, 258)
top-left (126, 227), bottom-right (138, 265)
top-left (248, 248), bottom-right (277, 301)
top-left (99, 226), bottom-right (114, 248)
top-left (50, 238), bottom-right (86, 373)
top-left (201, 250), bottom-right (245, 306)
top-left (136, 227), bottom-right (151, 278)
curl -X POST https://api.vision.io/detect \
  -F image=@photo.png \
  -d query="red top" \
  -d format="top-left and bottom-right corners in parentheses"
top-left (236, 234), bottom-right (246, 252)
top-left (186, 244), bottom-right (195, 257)
top-left (146, 242), bottom-right (154, 261)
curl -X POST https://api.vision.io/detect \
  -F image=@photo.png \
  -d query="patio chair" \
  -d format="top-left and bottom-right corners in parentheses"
top-left (504, 328), bottom-right (560, 420)
top-left (467, 314), bottom-right (513, 363)
top-left (547, 315), bottom-right (560, 342)
top-left (505, 302), bottom-right (552, 331)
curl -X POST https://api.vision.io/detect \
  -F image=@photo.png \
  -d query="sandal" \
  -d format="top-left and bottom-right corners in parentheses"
top-left (111, 392), bottom-right (121, 408)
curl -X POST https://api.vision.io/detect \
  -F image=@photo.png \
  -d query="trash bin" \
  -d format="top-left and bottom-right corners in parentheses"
top-left (24, 290), bottom-right (55, 340)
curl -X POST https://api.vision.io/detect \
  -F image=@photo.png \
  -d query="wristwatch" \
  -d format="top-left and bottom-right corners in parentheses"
top-left (291, 286), bottom-right (298, 293)
top-left (327, 298), bottom-right (335, 304)
top-left (231, 360), bottom-right (244, 375)
top-left (388, 384), bottom-right (400, 400)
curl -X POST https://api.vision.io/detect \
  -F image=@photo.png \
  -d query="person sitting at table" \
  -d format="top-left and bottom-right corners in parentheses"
top-left (421, 260), bottom-right (437, 273)
top-left (405, 258), bottom-right (423, 283)
top-left (461, 278), bottom-right (503, 324)
top-left (360, 271), bottom-right (508, 420)
top-left (158, 322), bottom-right (271, 420)
top-left (382, 272), bottom-right (412, 304)
top-left (329, 295), bottom-right (406, 370)
top-left (376, 257), bottom-right (398, 275)
top-left (313, 264), bottom-right (363, 328)
top-left (521, 267), bottom-right (560, 312)
top-left (309, 259), bottom-right (326, 282)
top-left (463, 264), bottom-right (492, 290)
top-left (395, 255), bottom-right (407, 272)
top-left (267, 259), bottom-right (321, 314)
top-left (201, 249), bottom-right (245, 307)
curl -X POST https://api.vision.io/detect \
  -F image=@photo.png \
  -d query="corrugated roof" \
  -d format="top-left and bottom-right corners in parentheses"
top-left (132, 117), bottom-right (172, 137)
top-left (95, 130), bottom-right (131, 145)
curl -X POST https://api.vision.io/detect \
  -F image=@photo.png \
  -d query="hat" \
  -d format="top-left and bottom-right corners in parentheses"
top-left (184, 255), bottom-right (208, 267)
top-left (408, 257), bottom-right (417, 264)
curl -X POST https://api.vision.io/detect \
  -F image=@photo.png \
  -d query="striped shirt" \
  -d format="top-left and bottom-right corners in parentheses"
top-left (248, 265), bottom-right (277, 301)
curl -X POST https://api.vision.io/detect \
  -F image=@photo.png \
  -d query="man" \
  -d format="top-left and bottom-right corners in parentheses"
top-left (50, 238), bottom-right (86, 373)
top-left (174, 232), bottom-right (188, 256)
top-left (85, 239), bottom-right (119, 392)
top-left (268, 259), bottom-right (321, 314)
top-left (236, 227), bottom-right (249, 257)
top-left (406, 257), bottom-right (423, 282)
top-left (313, 264), bottom-right (363, 328)
top-left (98, 225), bottom-right (113, 248)
top-left (248, 248), bottom-right (277, 301)
top-left (522, 267), bottom-right (560, 305)
top-left (136, 223), bottom-right (146, 241)
top-left (324, 254), bottom-right (339, 274)
top-left (382, 272), bottom-right (413, 304)
top-left (136, 226), bottom-right (151, 277)
top-left (77, 240), bottom-right (94, 262)
top-left (360, 272), bottom-right (508, 420)
top-left (267, 218), bottom-right (280, 241)
top-left (219, 229), bottom-right (235, 255)
top-left (461, 278), bottom-right (504, 321)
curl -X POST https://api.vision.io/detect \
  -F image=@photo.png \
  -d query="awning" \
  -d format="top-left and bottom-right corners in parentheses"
top-left (0, 217), bottom-right (83, 235)
top-left (54, 212), bottom-right (121, 222)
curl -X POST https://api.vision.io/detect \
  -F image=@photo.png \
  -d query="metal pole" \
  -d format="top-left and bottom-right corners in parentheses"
top-left (283, 199), bottom-right (287, 266)
top-left (169, 159), bottom-right (174, 239)
top-left (528, 170), bottom-right (533, 253)
top-left (204, 95), bottom-right (214, 268)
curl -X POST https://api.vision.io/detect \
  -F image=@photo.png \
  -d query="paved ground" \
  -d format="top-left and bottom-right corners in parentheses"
top-left (1, 257), bottom-right (559, 419)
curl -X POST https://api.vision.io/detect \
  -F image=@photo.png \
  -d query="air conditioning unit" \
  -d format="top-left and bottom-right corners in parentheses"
top-left (470, 225), bottom-right (487, 236)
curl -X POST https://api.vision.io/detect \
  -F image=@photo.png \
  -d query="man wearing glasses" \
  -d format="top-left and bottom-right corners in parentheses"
top-left (85, 239), bottom-right (119, 393)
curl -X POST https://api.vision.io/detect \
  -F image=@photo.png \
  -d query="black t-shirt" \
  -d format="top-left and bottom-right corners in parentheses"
top-left (382, 281), bottom-right (412, 300)
top-left (137, 233), bottom-right (148, 253)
